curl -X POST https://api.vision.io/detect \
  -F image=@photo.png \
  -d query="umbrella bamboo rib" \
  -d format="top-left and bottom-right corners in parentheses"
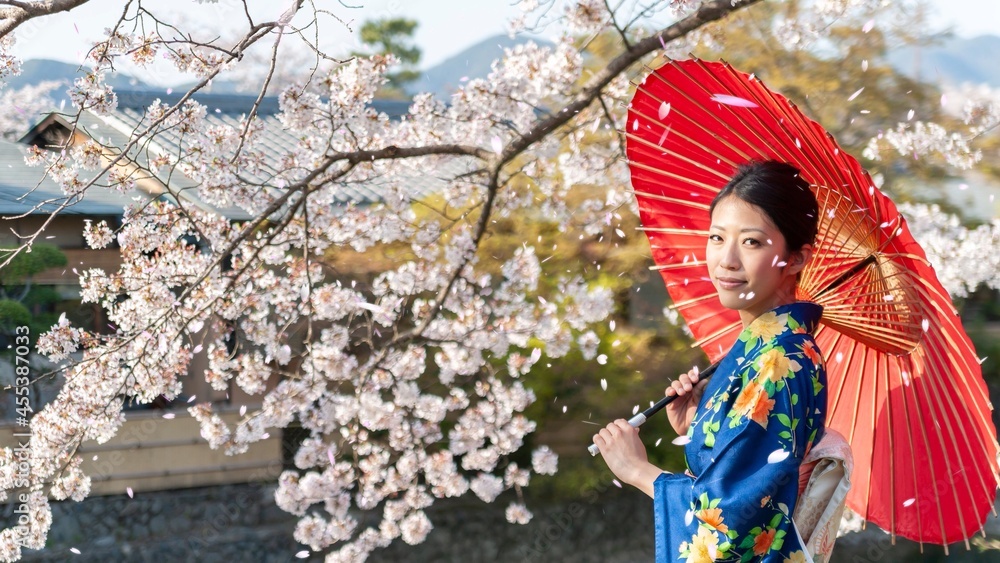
top-left (624, 189), bottom-right (712, 210)
top-left (623, 114), bottom-right (736, 181)
top-left (896, 352), bottom-right (925, 551)
top-left (651, 260), bottom-right (708, 271)
top-left (626, 159), bottom-right (721, 195)
top-left (880, 352), bottom-right (897, 541)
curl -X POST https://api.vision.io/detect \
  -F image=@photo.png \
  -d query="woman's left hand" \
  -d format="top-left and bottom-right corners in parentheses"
top-left (593, 419), bottom-right (650, 486)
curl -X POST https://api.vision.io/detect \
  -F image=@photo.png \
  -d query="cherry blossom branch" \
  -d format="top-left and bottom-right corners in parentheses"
top-left (0, 0), bottom-right (92, 37)
top-left (388, 0), bottom-right (762, 351)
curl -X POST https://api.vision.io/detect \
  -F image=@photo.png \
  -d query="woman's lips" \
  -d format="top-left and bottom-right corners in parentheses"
top-left (716, 278), bottom-right (746, 290)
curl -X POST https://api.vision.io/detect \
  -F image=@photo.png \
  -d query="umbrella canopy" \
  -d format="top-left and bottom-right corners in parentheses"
top-left (625, 57), bottom-right (999, 548)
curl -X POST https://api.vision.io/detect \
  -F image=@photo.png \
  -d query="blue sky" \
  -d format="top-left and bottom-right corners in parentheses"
top-left (9, 0), bottom-right (999, 83)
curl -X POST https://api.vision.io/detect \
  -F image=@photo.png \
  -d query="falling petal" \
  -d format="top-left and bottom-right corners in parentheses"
top-left (632, 118), bottom-right (640, 131)
top-left (835, 352), bottom-right (844, 363)
top-left (862, 19), bottom-right (875, 33)
top-left (710, 94), bottom-right (758, 108)
top-left (597, 354), bottom-right (608, 365)
top-left (907, 109), bottom-right (915, 121)
top-left (562, 405), bottom-right (567, 413)
top-left (71, 548), bottom-right (81, 554)
top-left (903, 498), bottom-right (916, 507)
top-left (958, 183), bottom-right (968, 191)
top-left (658, 35), bottom-right (667, 50)
top-left (192, 344), bottom-right (203, 354)
top-left (296, 551), bottom-right (310, 559)
top-left (240, 405), bottom-right (247, 416)
top-left (632, 404), bottom-right (639, 415)
top-left (610, 320), bottom-right (616, 331)
top-left (672, 435), bottom-right (691, 446)
top-left (922, 319), bottom-right (930, 332)
top-left (162, 413), bottom-right (175, 419)
top-left (327, 446), bottom-right (336, 466)
top-left (767, 449), bottom-right (790, 464)
top-left (658, 101), bottom-right (671, 120)
top-left (655, 438), bottom-right (662, 447)
top-left (601, 378), bottom-right (607, 391)
top-left (615, 228), bottom-right (625, 238)
top-left (746, 291), bottom-right (755, 299)
top-left (862, 59), bottom-right (869, 72)
top-left (685, 510), bottom-right (694, 526)
top-left (656, 126), bottom-right (671, 146)
top-left (902, 371), bottom-right (910, 387)
top-left (127, 487), bottom-right (134, 498)
top-left (848, 87), bottom-right (864, 101)
top-left (187, 395), bottom-right (196, 403)
top-left (612, 479), bottom-right (622, 488)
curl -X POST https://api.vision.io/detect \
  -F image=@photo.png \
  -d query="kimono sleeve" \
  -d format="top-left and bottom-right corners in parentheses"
top-left (653, 335), bottom-right (823, 562)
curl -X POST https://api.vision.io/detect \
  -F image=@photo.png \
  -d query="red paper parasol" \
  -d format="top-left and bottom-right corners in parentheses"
top-left (625, 58), bottom-right (999, 548)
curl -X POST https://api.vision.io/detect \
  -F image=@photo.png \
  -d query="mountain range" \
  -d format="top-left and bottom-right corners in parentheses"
top-left (6, 32), bottom-right (998, 103)
top-left (886, 34), bottom-right (1000, 88)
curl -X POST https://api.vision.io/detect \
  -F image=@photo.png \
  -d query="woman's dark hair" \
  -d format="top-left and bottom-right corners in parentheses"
top-left (709, 160), bottom-right (819, 252)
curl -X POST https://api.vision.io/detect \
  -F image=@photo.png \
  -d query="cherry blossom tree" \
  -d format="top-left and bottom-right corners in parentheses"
top-left (0, 0), bottom-right (995, 561)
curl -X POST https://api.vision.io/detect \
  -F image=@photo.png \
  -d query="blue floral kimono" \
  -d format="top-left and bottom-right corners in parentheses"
top-left (654, 302), bottom-right (827, 562)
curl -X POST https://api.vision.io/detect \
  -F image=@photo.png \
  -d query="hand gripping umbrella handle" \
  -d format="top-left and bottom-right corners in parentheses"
top-left (588, 363), bottom-right (719, 456)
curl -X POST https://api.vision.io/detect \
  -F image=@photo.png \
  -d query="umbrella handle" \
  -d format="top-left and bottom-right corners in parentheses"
top-left (588, 362), bottom-right (719, 457)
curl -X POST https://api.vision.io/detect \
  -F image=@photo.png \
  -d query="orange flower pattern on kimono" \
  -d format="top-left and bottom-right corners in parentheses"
top-left (653, 302), bottom-right (827, 562)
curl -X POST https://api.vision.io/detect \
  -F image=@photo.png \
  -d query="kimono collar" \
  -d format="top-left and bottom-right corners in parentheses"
top-left (742, 301), bottom-right (823, 338)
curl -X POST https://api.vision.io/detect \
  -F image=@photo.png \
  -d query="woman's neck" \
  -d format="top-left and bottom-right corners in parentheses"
top-left (738, 281), bottom-right (798, 327)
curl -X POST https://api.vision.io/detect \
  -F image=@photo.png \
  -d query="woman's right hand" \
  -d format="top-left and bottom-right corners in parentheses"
top-left (665, 367), bottom-right (709, 436)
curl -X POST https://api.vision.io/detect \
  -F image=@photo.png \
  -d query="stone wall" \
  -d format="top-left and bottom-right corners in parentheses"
top-left (4, 482), bottom-right (299, 562)
top-left (5, 480), bottom-right (1000, 562)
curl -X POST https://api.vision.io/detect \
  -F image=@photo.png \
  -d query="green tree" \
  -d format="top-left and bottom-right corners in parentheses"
top-left (0, 243), bottom-right (67, 343)
top-left (354, 17), bottom-right (422, 98)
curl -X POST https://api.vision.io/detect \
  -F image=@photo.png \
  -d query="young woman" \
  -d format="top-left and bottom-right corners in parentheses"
top-left (593, 161), bottom-right (827, 562)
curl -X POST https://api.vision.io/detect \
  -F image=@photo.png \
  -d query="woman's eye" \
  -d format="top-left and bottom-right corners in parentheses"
top-left (743, 238), bottom-right (760, 247)
top-left (708, 234), bottom-right (722, 242)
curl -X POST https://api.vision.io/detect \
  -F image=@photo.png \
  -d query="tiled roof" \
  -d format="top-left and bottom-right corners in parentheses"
top-left (0, 138), bottom-right (144, 216)
top-left (12, 90), bottom-right (472, 219)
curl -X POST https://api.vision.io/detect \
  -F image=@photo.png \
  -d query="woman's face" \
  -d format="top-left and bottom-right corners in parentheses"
top-left (706, 196), bottom-right (807, 325)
